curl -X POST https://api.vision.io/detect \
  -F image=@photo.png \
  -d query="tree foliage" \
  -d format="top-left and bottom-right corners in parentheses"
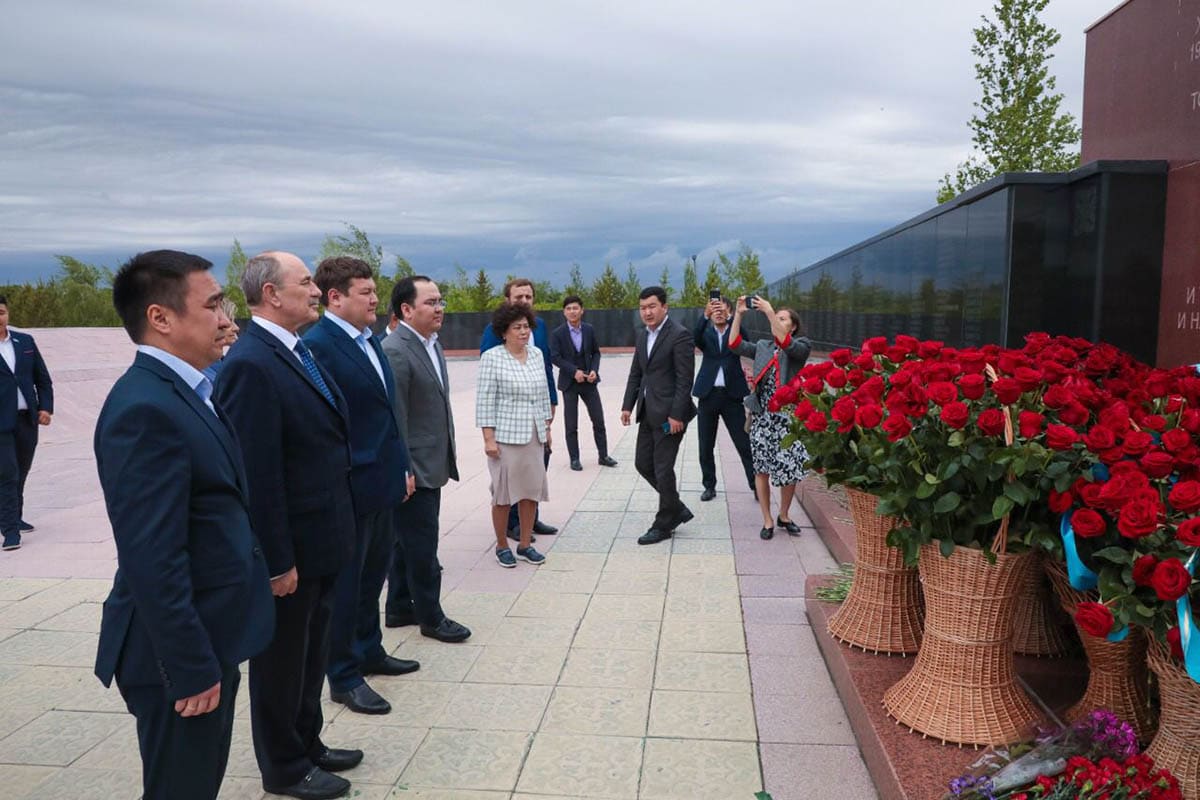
top-left (719, 246), bottom-right (767, 298)
top-left (658, 266), bottom-right (673, 303)
top-left (590, 264), bottom-right (627, 309)
top-left (937, 0), bottom-right (1080, 203)
top-left (223, 240), bottom-right (249, 316)
top-left (680, 259), bottom-right (705, 307)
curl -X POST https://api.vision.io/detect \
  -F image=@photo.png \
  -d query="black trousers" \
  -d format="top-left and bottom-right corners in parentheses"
top-left (326, 507), bottom-right (393, 692)
top-left (250, 574), bottom-right (335, 788)
top-left (696, 387), bottom-right (755, 492)
top-left (562, 383), bottom-right (608, 462)
top-left (120, 663), bottom-right (241, 800)
top-left (635, 422), bottom-right (685, 530)
top-left (387, 488), bottom-right (445, 626)
top-left (505, 443), bottom-right (551, 531)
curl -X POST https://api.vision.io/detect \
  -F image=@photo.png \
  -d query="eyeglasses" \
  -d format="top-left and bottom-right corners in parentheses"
top-left (421, 299), bottom-right (447, 309)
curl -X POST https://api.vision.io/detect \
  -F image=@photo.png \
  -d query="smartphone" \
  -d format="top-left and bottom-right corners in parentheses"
top-left (661, 421), bottom-right (673, 434)
top-left (708, 289), bottom-right (721, 301)
top-left (744, 296), bottom-right (757, 310)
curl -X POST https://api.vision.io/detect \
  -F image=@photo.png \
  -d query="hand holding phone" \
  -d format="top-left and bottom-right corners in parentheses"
top-left (744, 295), bottom-right (757, 310)
top-left (708, 289), bottom-right (721, 302)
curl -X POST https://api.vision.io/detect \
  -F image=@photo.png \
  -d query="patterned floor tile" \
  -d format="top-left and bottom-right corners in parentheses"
top-left (390, 641), bottom-right (485, 682)
top-left (440, 591), bottom-right (518, 620)
top-left (0, 629), bottom-right (95, 665)
top-left (669, 537), bottom-right (734, 554)
top-left (668, 554), bottom-right (736, 575)
top-left (663, 590), bottom-right (743, 621)
top-left (15, 766), bottom-right (142, 800)
top-left (654, 651), bottom-right (751, 693)
top-left (464, 644), bottom-right (569, 685)
top-left (515, 732), bottom-right (643, 798)
top-left (658, 619), bottom-right (747, 653)
top-left (316, 720), bottom-right (426, 785)
top-left (648, 689), bottom-right (758, 740)
top-left (0, 764), bottom-right (57, 799)
top-left (434, 682), bottom-right (552, 731)
top-left (536, 553), bottom-right (607, 574)
top-left (592, 571), bottom-right (668, 596)
top-left (571, 617), bottom-right (660, 651)
top-left (558, 648), bottom-right (656, 689)
top-left (583, 593), bottom-right (664, 621)
top-left (507, 592), bottom-right (590, 621)
top-left (601, 552), bottom-right (670, 573)
top-left (0, 709), bottom-right (126, 766)
top-left (488, 616), bottom-right (580, 648)
top-left (526, 569), bottom-right (600, 594)
top-left (639, 738), bottom-right (762, 799)
top-left (350, 680), bottom-right (454, 728)
top-left (547, 535), bottom-right (616, 553)
top-left (541, 686), bottom-right (650, 737)
top-left (33, 602), bottom-right (101, 633)
top-left (399, 729), bottom-right (528, 791)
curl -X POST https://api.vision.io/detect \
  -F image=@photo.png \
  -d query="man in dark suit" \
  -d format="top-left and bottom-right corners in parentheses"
top-left (305, 257), bottom-right (420, 717)
top-left (479, 278), bottom-right (559, 541)
top-left (0, 297), bottom-right (53, 550)
top-left (94, 250), bottom-right (275, 800)
top-left (382, 276), bottom-right (471, 643)
top-left (550, 295), bottom-right (618, 472)
top-left (621, 286), bottom-right (697, 545)
top-left (214, 251), bottom-right (362, 800)
top-left (692, 295), bottom-right (756, 502)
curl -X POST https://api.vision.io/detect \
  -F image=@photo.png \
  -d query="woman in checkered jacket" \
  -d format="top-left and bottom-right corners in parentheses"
top-left (476, 301), bottom-right (553, 568)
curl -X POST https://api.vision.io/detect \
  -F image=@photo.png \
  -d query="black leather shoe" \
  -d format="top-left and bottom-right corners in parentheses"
top-left (265, 766), bottom-right (351, 799)
top-left (385, 612), bottom-right (416, 628)
top-left (638, 527), bottom-right (672, 545)
top-left (760, 527), bottom-right (775, 540)
top-left (776, 516), bottom-right (802, 535)
top-left (312, 747), bottom-right (363, 773)
top-left (362, 655), bottom-right (421, 676)
top-left (330, 683), bottom-right (391, 715)
top-left (570, 459), bottom-right (583, 471)
top-left (532, 520), bottom-right (558, 535)
top-left (421, 617), bottom-right (472, 643)
top-left (668, 506), bottom-right (694, 531)
top-left (507, 526), bottom-right (535, 543)
top-left (598, 456), bottom-right (618, 467)
top-left (700, 488), bottom-right (717, 502)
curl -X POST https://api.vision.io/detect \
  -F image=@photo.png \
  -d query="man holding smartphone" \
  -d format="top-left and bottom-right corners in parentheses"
top-left (692, 293), bottom-right (756, 502)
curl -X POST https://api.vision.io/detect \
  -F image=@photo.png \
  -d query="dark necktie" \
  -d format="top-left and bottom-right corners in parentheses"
top-left (293, 340), bottom-right (336, 406)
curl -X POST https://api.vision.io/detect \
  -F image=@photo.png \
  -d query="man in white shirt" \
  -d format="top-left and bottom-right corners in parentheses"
top-left (692, 295), bottom-right (755, 502)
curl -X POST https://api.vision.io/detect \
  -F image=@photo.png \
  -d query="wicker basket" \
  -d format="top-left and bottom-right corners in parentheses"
top-left (826, 488), bottom-right (924, 654)
top-left (1044, 559), bottom-right (1156, 742)
top-left (1011, 554), bottom-right (1073, 657)
top-left (1147, 642), bottom-right (1200, 798)
top-left (882, 542), bottom-right (1046, 746)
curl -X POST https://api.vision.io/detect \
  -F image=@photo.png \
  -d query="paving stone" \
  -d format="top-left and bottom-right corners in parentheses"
top-left (487, 616), bottom-right (580, 648)
top-left (761, 743), bottom-right (879, 800)
top-left (390, 641), bottom-right (484, 682)
top-left (464, 644), bottom-right (569, 685)
top-left (669, 537), bottom-right (734, 554)
top-left (316, 720), bottom-right (426, 785)
top-left (400, 728), bottom-right (528, 791)
top-left (15, 766), bottom-right (142, 800)
top-left (541, 686), bottom-right (650, 737)
top-left (639, 738), bottom-right (761, 800)
top-left (516, 732), bottom-right (643, 797)
top-left (584, 593), bottom-right (664, 621)
top-left (559, 647), bottom-right (657, 690)
top-left (592, 571), bottom-right (668, 595)
top-left (0, 764), bottom-right (58, 798)
top-left (0, 709), bottom-right (126, 766)
top-left (507, 592), bottom-right (590, 621)
top-left (571, 617), bottom-right (660, 651)
top-left (648, 689), bottom-right (758, 741)
top-left (658, 619), bottom-right (746, 653)
top-left (435, 682), bottom-right (551, 731)
top-left (654, 651), bottom-right (751, 694)
top-left (526, 568), bottom-right (600, 594)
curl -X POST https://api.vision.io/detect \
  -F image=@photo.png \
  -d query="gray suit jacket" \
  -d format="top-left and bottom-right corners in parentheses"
top-left (621, 316), bottom-right (697, 428)
top-left (382, 324), bottom-right (458, 489)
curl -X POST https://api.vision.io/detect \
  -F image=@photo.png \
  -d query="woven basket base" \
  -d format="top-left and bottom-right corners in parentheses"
top-left (1011, 558), bottom-right (1072, 658)
top-left (827, 489), bottom-right (923, 654)
top-left (1045, 560), bottom-right (1157, 742)
top-left (883, 544), bottom-right (1045, 746)
top-left (1146, 643), bottom-right (1200, 798)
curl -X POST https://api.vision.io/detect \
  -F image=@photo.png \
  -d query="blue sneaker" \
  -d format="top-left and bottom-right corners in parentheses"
top-left (515, 546), bottom-right (545, 565)
top-left (18, 521), bottom-right (34, 533)
top-left (496, 547), bottom-right (517, 568)
top-left (2, 533), bottom-right (20, 551)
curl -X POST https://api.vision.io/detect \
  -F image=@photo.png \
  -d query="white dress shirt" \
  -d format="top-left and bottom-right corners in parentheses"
top-left (400, 321), bottom-right (444, 388)
top-left (136, 345), bottom-right (216, 415)
top-left (0, 332), bottom-right (27, 410)
top-left (324, 311), bottom-right (386, 391)
top-left (252, 316), bottom-right (303, 364)
top-left (646, 315), bottom-right (669, 358)
top-left (712, 323), bottom-right (727, 387)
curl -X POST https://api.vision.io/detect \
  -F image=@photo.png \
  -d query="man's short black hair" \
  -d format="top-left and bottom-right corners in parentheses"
top-left (491, 301), bottom-right (536, 340)
top-left (112, 250), bottom-right (213, 342)
top-left (390, 275), bottom-right (433, 315)
top-left (0, 295), bottom-right (8, 307)
top-left (639, 286), bottom-right (667, 305)
top-left (313, 256), bottom-right (373, 306)
top-left (562, 294), bottom-right (583, 308)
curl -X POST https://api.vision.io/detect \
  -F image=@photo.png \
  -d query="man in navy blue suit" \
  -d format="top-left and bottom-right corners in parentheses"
top-left (305, 256), bottom-right (419, 716)
top-left (549, 295), bottom-right (617, 472)
top-left (693, 295), bottom-right (756, 501)
top-left (0, 297), bottom-right (54, 550)
top-left (214, 251), bottom-right (362, 800)
top-left (94, 250), bottom-right (275, 800)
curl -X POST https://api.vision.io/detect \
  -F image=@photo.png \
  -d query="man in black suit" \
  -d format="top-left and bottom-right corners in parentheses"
top-left (382, 276), bottom-right (471, 643)
top-left (692, 295), bottom-right (755, 502)
top-left (621, 286), bottom-right (697, 545)
top-left (214, 251), bottom-right (361, 800)
top-left (305, 257), bottom-right (420, 717)
top-left (550, 295), bottom-right (618, 472)
top-left (95, 250), bottom-right (275, 800)
top-left (0, 297), bottom-right (53, 550)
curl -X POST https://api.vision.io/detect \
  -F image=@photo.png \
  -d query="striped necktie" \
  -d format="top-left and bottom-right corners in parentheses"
top-left (293, 340), bottom-right (336, 406)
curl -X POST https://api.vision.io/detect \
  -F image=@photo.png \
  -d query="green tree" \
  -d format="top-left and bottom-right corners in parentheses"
top-left (702, 261), bottom-right (723, 296)
top-left (55, 255), bottom-right (112, 289)
top-left (564, 263), bottom-right (589, 305)
top-left (658, 266), bottom-right (673, 303)
top-left (719, 246), bottom-right (767, 298)
top-left (622, 264), bottom-right (640, 306)
top-left (468, 268), bottom-right (495, 312)
top-left (937, 0), bottom-right (1080, 203)
top-left (680, 259), bottom-right (705, 306)
top-left (224, 240), bottom-right (249, 316)
top-left (439, 267), bottom-right (474, 312)
top-left (394, 255), bottom-right (415, 279)
top-left (590, 264), bottom-right (627, 308)
top-left (317, 223), bottom-right (395, 307)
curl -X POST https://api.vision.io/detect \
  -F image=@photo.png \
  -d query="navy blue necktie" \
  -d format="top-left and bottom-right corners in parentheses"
top-left (294, 340), bottom-right (336, 406)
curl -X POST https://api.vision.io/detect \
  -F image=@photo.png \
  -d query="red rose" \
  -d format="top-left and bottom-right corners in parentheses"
top-left (884, 346), bottom-right (909, 363)
top-left (846, 368), bottom-right (866, 388)
top-left (1071, 508), bottom-right (1107, 538)
top-left (853, 353), bottom-right (876, 371)
top-left (831, 397), bottom-right (856, 426)
top-left (1183, 409), bottom-right (1200, 434)
top-left (830, 348), bottom-right (853, 366)
top-left (882, 413), bottom-right (912, 442)
top-left (1075, 602), bottom-right (1114, 638)
top-left (992, 377), bottom-right (1023, 405)
top-left (1122, 430), bottom-right (1154, 457)
top-left (927, 381), bottom-right (958, 406)
top-left (1057, 403), bottom-right (1089, 426)
top-left (958, 374), bottom-right (985, 400)
top-left (826, 370), bottom-right (847, 389)
top-left (917, 340), bottom-right (944, 359)
top-left (939, 401), bottom-right (969, 429)
top-left (1045, 424), bottom-right (1080, 450)
top-left (1042, 384), bottom-right (1073, 409)
top-left (793, 399), bottom-right (814, 420)
top-left (804, 413), bottom-right (829, 433)
top-left (1079, 482), bottom-right (1104, 508)
top-left (1084, 426), bottom-right (1117, 453)
top-left (890, 370), bottom-right (912, 388)
top-left (855, 404), bottom-right (883, 429)
top-left (1151, 558), bottom-right (1192, 601)
top-left (1142, 414), bottom-right (1168, 432)
top-left (1047, 489), bottom-right (1073, 514)
top-left (1169, 481), bottom-right (1200, 513)
top-left (1140, 451), bottom-right (1175, 479)
top-left (1117, 496), bottom-right (1163, 539)
top-left (1014, 366), bottom-right (1043, 391)
top-left (1018, 411), bottom-right (1044, 439)
top-left (773, 385), bottom-right (799, 407)
top-left (1176, 518), bottom-right (1200, 547)
top-left (1162, 428), bottom-right (1192, 454)
top-left (1168, 627), bottom-right (1184, 660)
top-left (977, 408), bottom-right (1006, 437)
top-left (1132, 554), bottom-right (1159, 586)
top-left (863, 336), bottom-right (888, 355)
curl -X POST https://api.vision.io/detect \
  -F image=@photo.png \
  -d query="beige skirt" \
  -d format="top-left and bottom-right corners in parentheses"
top-left (488, 428), bottom-right (549, 506)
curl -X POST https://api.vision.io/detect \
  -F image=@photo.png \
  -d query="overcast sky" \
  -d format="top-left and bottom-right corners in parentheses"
top-left (0, 0), bottom-right (1111, 286)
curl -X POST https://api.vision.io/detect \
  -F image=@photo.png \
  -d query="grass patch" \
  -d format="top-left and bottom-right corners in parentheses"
top-left (814, 563), bottom-right (855, 603)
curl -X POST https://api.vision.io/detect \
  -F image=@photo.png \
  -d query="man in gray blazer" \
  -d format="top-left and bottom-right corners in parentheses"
top-left (381, 277), bottom-right (470, 643)
top-left (621, 286), bottom-right (697, 546)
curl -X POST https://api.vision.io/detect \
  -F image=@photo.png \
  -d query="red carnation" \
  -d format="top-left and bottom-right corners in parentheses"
top-left (1071, 508), bottom-right (1107, 538)
top-left (1176, 518), bottom-right (1200, 547)
top-left (1075, 602), bottom-right (1114, 638)
top-left (855, 404), bottom-right (883, 429)
top-left (1151, 558), bottom-right (1192, 601)
top-left (976, 408), bottom-right (1006, 437)
top-left (992, 377), bottom-right (1023, 405)
top-left (804, 413), bottom-right (829, 433)
top-left (940, 401), bottom-right (969, 429)
top-left (1169, 481), bottom-right (1200, 513)
top-left (1132, 554), bottom-right (1159, 586)
top-left (1018, 411), bottom-right (1044, 439)
top-left (1045, 424), bottom-right (1080, 450)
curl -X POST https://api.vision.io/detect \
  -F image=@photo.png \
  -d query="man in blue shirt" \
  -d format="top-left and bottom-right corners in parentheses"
top-left (479, 278), bottom-right (558, 539)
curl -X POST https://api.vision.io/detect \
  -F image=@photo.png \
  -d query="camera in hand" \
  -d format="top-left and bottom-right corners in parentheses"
top-left (744, 295), bottom-right (758, 310)
top-left (709, 289), bottom-right (721, 301)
